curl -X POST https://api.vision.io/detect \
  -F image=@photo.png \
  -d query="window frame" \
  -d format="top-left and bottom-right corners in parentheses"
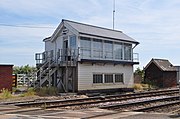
top-left (69, 35), bottom-right (77, 49)
top-left (93, 39), bottom-right (103, 58)
top-left (124, 43), bottom-right (132, 61)
top-left (114, 42), bottom-right (123, 60)
top-left (93, 74), bottom-right (103, 84)
top-left (115, 73), bottom-right (124, 83)
top-left (93, 73), bottom-right (124, 84)
top-left (104, 74), bottom-right (114, 83)
top-left (80, 37), bottom-right (91, 58)
top-left (104, 41), bottom-right (113, 59)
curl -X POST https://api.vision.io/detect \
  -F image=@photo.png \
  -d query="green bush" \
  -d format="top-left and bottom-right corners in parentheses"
top-left (0, 88), bottom-right (12, 99)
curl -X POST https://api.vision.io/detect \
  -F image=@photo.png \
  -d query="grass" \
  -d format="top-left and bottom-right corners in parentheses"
top-left (133, 83), bottom-right (155, 91)
top-left (20, 88), bottom-right (36, 97)
top-left (133, 84), bottom-right (143, 90)
top-left (0, 88), bottom-right (12, 99)
top-left (0, 86), bottom-right (59, 100)
top-left (0, 87), bottom-right (37, 100)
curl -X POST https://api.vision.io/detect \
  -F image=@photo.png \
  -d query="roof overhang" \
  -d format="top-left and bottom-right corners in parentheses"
top-left (43, 37), bottom-right (51, 42)
top-left (79, 32), bottom-right (139, 45)
top-left (0, 64), bottom-right (14, 66)
top-left (79, 59), bottom-right (139, 65)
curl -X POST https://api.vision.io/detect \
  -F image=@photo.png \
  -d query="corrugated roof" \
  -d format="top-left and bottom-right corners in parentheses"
top-left (149, 59), bottom-right (177, 71)
top-left (63, 19), bottom-right (139, 44)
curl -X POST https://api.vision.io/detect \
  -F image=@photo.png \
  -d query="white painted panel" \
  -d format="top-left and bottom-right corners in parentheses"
top-left (45, 41), bottom-right (54, 52)
top-left (78, 63), bottom-right (134, 90)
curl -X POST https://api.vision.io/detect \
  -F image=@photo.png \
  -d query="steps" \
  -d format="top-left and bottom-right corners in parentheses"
top-left (35, 60), bottom-right (57, 88)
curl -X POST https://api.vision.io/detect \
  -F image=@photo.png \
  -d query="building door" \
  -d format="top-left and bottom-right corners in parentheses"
top-left (63, 37), bottom-right (68, 61)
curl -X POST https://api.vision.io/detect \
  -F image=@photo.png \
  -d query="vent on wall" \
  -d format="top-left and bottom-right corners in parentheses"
top-left (62, 27), bottom-right (69, 35)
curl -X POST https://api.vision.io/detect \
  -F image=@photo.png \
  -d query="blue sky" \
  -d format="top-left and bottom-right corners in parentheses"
top-left (0, 0), bottom-right (180, 69)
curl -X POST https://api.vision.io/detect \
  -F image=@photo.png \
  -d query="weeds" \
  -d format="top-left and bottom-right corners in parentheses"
top-left (20, 88), bottom-right (36, 97)
top-left (133, 84), bottom-right (143, 90)
top-left (0, 88), bottom-right (12, 99)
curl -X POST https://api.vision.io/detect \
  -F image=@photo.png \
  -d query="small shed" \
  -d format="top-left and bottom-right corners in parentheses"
top-left (144, 59), bottom-right (177, 88)
top-left (0, 64), bottom-right (13, 91)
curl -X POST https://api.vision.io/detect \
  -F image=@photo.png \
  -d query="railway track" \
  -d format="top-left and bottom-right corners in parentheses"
top-left (11, 88), bottom-right (179, 109)
top-left (133, 100), bottom-right (180, 112)
top-left (1, 88), bottom-right (177, 106)
top-left (170, 108), bottom-right (180, 115)
top-left (0, 88), bottom-right (179, 118)
top-left (100, 96), bottom-right (179, 111)
top-left (84, 97), bottom-right (180, 119)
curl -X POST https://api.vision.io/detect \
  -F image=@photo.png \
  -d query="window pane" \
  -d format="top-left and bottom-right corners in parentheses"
top-left (93, 39), bottom-right (103, 58)
top-left (115, 74), bottom-right (124, 83)
top-left (104, 41), bottom-right (113, 59)
top-left (80, 37), bottom-right (91, 58)
top-left (114, 42), bottom-right (123, 60)
top-left (104, 74), bottom-right (113, 83)
top-left (70, 35), bottom-right (76, 49)
top-left (124, 43), bottom-right (132, 60)
top-left (93, 74), bottom-right (103, 83)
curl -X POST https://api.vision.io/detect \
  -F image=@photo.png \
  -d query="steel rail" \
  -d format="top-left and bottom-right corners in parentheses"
top-left (133, 100), bottom-right (180, 112)
top-left (44, 93), bottom-right (179, 109)
top-left (100, 96), bottom-right (179, 109)
top-left (34, 96), bottom-right (178, 109)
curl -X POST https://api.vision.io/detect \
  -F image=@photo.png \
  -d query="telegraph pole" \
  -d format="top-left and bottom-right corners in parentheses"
top-left (113, 0), bottom-right (115, 30)
top-left (178, 67), bottom-right (180, 100)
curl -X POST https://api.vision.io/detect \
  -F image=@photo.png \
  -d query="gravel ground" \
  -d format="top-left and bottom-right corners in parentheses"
top-left (0, 94), bottom-right (88, 104)
top-left (56, 95), bottom-right (174, 110)
top-left (120, 113), bottom-right (179, 119)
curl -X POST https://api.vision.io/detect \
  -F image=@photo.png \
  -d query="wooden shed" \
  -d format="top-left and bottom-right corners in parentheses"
top-left (144, 59), bottom-right (177, 88)
top-left (0, 64), bottom-right (13, 91)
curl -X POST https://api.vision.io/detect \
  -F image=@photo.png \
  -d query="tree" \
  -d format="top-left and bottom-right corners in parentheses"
top-left (13, 65), bottom-right (37, 75)
top-left (134, 67), bottom-right (144, 82)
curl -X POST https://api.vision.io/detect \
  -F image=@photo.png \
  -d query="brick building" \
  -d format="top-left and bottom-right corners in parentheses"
top-left (0, 64), bottom-right (13, 91)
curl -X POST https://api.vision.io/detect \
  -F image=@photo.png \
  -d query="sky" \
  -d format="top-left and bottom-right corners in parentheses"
top-left (0, 0), bottom-right (180, 69)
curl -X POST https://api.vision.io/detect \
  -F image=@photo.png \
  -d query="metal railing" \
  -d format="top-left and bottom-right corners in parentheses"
top-left (57, 48), bottom-right (79, 66)
top-left (80, 48), bottom-right (139, 63)
top-left (35, 48), bottom-right (139, 65)
top-left (35, 50), bottom-right (53, 64)
top-left (133, 53), bottom-right (139, 62)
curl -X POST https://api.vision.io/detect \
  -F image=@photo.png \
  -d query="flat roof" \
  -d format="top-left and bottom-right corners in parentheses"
top-left (0, 64), bottom-right (14, 66)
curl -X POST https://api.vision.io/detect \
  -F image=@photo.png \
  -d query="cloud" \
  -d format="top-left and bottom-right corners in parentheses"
top-left (0, 0), bottom-right (180, 67)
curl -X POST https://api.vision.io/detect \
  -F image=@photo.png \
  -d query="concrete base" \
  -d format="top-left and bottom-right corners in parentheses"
top-left (0, 107), bottom-right (179, 119)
